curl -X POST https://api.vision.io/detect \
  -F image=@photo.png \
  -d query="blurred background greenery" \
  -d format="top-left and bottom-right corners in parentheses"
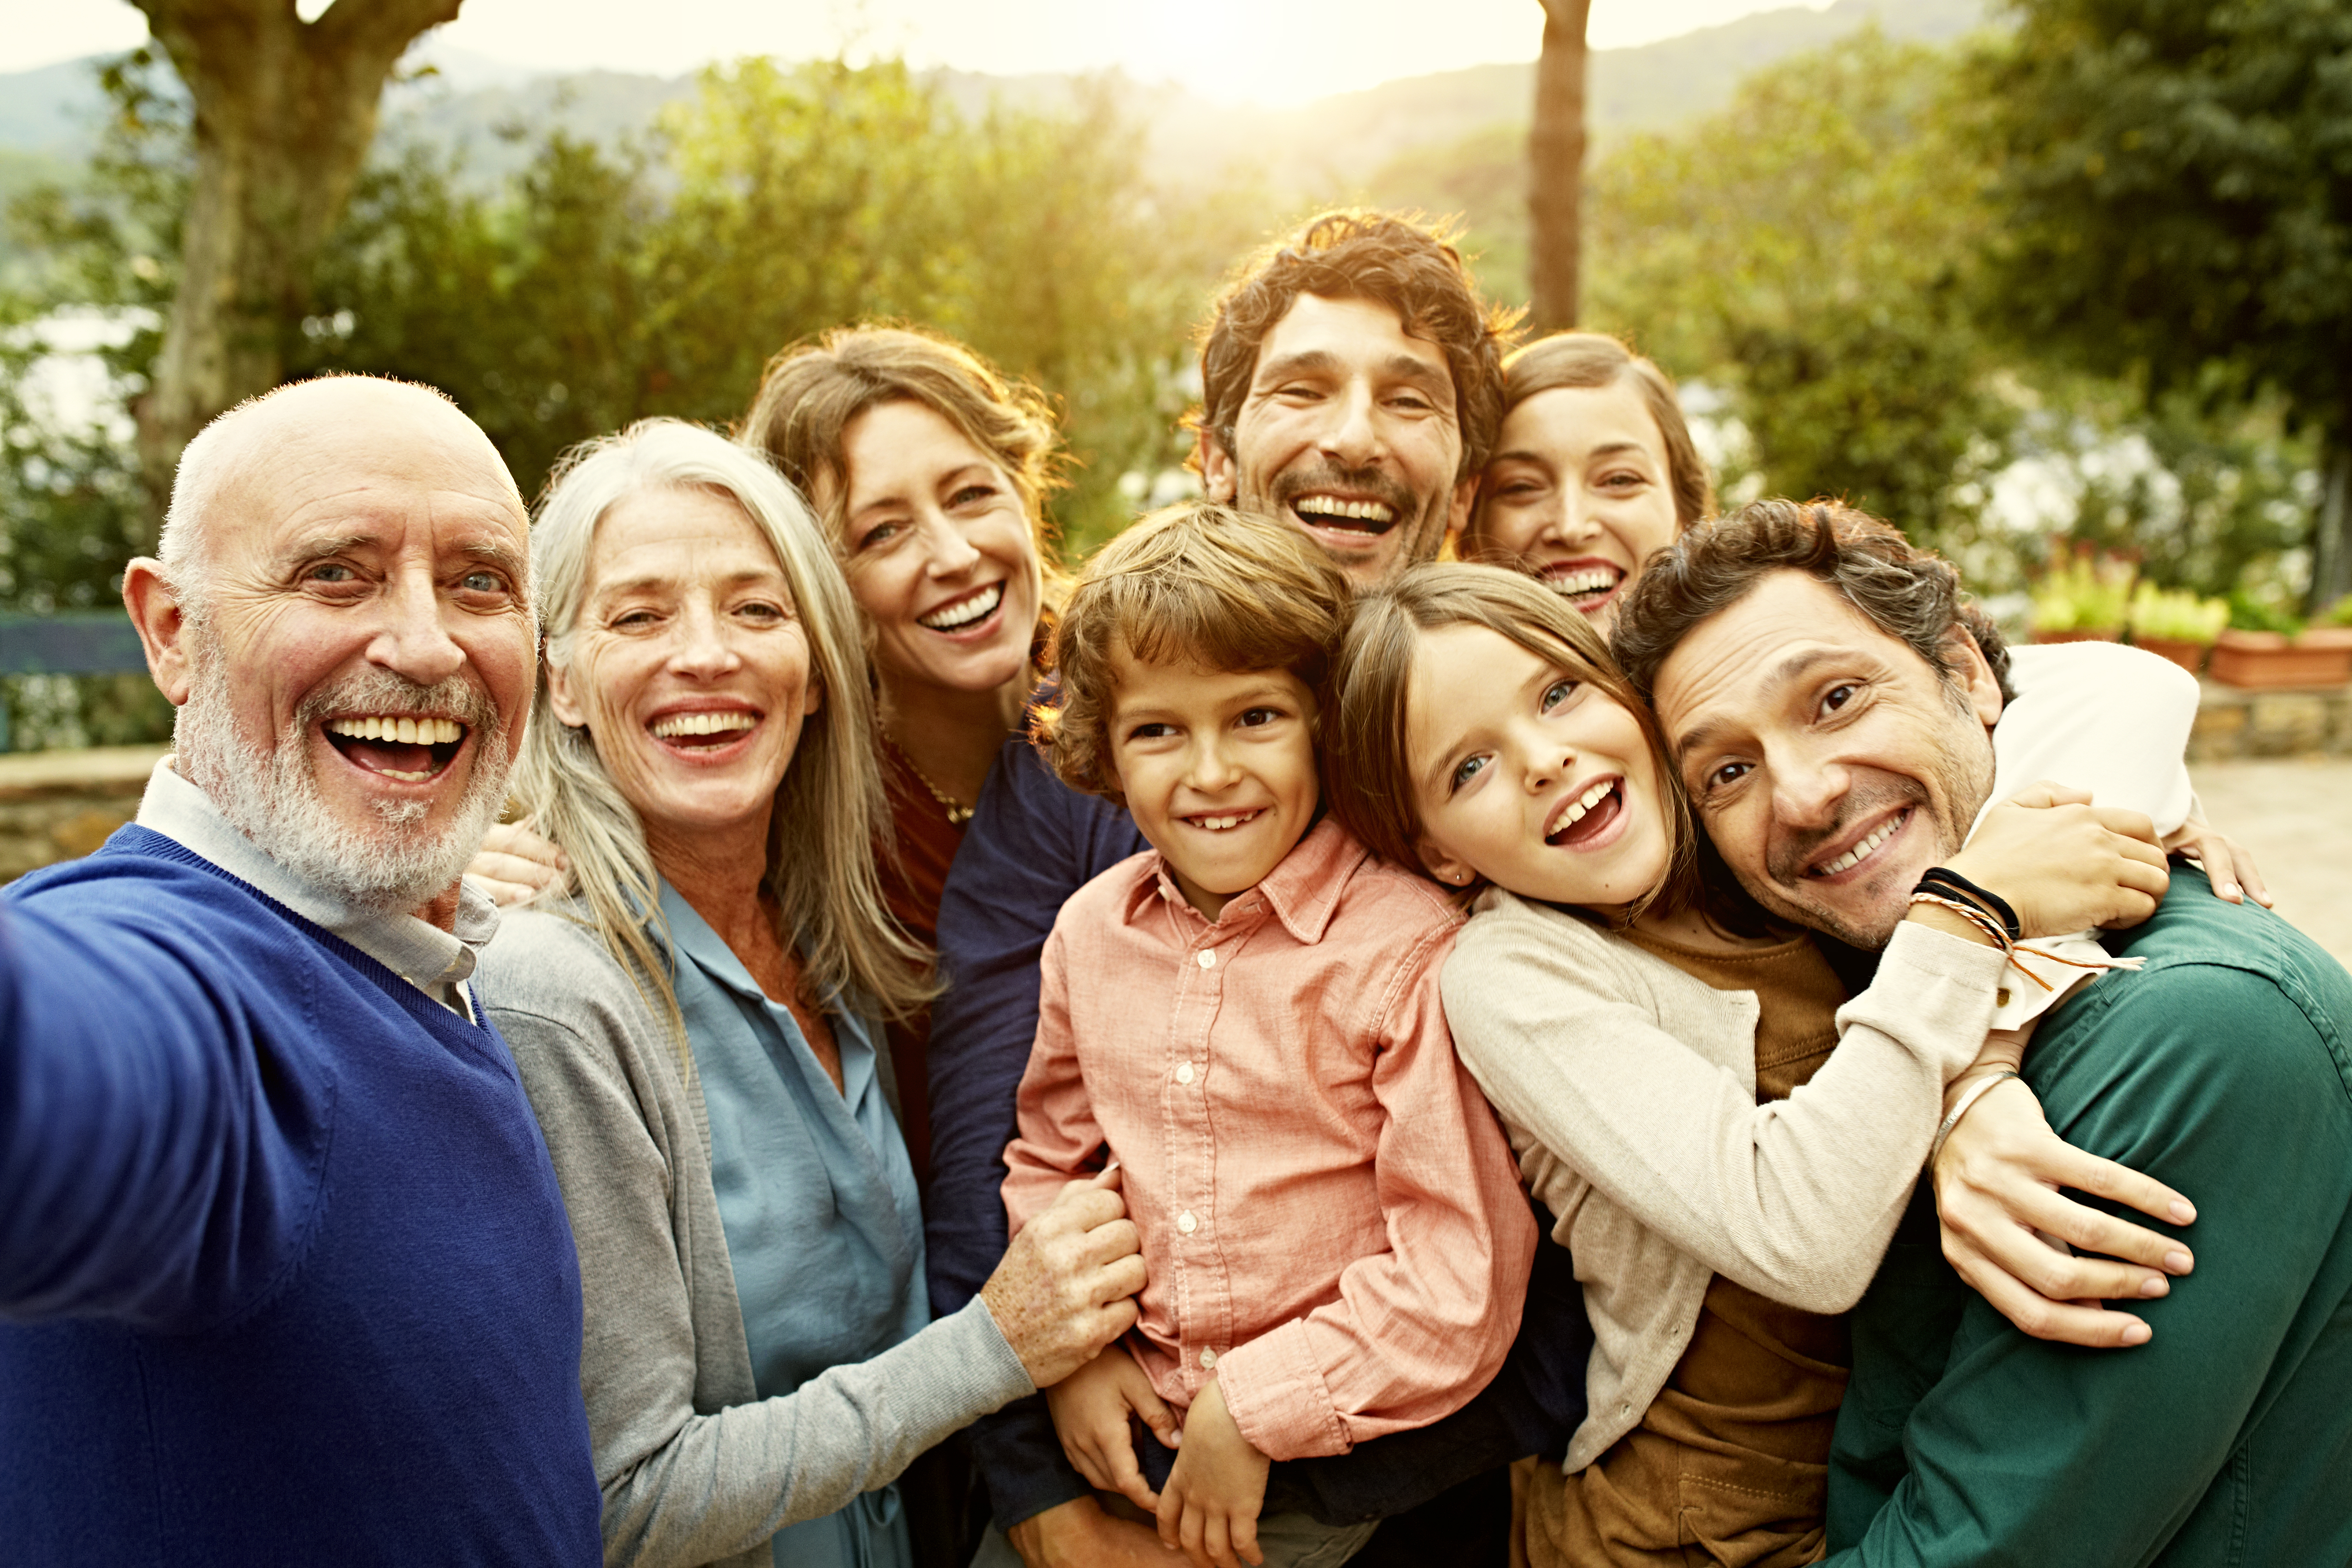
top-left (4, 0), bottom-right (2347, 746)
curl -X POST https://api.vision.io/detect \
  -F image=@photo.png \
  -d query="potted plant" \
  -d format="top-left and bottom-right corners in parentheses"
top-left (2126, 583), bottom-right (2229, 674)
top-left (2207, 596), bottom-right (2352, 689)
top-left (2030, 546), bottom-right (2134, 643)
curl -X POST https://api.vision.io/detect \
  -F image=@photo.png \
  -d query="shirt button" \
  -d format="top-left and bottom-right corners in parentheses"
top-left (1177, 1210), bottom-right (1198, 1234)
top-left (1197, 950), bottom-right (1216, 969)
top-left (1176, 1062), bottom-right (1196, 1085)
top-left (1199, 1347), bottom-right (1218, 1370)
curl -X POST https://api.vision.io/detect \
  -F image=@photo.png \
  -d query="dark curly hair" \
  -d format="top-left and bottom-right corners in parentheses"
top-left (1191, 209), bottom-right (1520, 485)
top-left (1611, 498), bottom-right (2015, 705)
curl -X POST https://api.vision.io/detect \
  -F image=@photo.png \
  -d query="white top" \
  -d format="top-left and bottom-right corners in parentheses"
top-left (133, 756), bottom-right (495, 1017)
top-left (1979, 642), bottom-right (2199, 1027)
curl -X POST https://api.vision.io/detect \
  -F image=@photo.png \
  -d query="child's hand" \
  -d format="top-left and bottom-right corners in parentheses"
top-left (1154, 1376), bottom-right (1271, 1568)
top-left (1045, 1347), bottom-right (1180, 1513)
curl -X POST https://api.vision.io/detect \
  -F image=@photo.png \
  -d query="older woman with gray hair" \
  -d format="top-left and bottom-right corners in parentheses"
top-left (475, 419), bottom-right (1144, 1568)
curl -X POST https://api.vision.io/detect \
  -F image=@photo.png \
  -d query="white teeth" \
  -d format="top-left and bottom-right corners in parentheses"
top-left (650, 711), bottom-right (757, 739)
top-left (1294, 497), bottom-right (1397, 524)
top-left (1189, 811), bottom-right (1261, 832)
top-left (1549, 778), bottom-right (1615, 839)
top-left (378, 767), bottom-right (432, 782)
top-left (1817, 812), bottom-right (1905, 876)
top-left (1546, 568), bottom-right (1620, 598)
top-left (326, 716), bottom-right (464, 745)
top-left (918, 582), bottom-right (1004, 630)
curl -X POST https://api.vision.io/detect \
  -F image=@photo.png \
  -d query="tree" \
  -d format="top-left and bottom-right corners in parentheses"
top-left (1973, 0), bottom-right (2352, 613)
top-left (127, 0), bottom-right (459, 547)
top-left (1527, 0), bottom-right (1591, 331)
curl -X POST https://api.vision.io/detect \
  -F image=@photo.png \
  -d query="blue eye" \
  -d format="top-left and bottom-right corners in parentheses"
top-left (1542, 679), bottom-right (1578, 710)
top-left (1451, 753), bottom-right (1489, 790)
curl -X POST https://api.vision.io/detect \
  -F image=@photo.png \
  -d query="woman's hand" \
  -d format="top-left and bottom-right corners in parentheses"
top-left (1046, 1347), bottom-right (1181, 1512)
top-left (2162, 809), bottom-right (2274, 908)
top-left (982, 1172), bottom-right (1148, 1390)
top-left (467, 820), bottom-right (568, 907)
top-left (1934, 1072), bottom-right (2198, 1348)
top-left (1943, 782), bottom-right (2170, 937)
top-left (1155, 1377), bottom-right (1271, 1568)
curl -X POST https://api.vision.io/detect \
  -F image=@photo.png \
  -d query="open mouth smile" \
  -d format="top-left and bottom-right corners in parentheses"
top-left (1544, 775), bottom-right (1625, 849)
top-left (1806, 807), bottom-right (1911, 879)
top-left (1289, 494), bottom-right (1399, 538)
top-left (917, 582), bottom-right (1004, 632)
top-left (324, 713), bottom-right (468, 784)
top-left (1181, 808), bottom-right (1266, 833)
top-left (1541, 560), bottom-right (1628, 614)
top-left (647, 707), bottom-right (761, 755)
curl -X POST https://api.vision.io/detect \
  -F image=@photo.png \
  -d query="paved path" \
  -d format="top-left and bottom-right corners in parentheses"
top-left (2188, 758), bottom-right (2352, 965)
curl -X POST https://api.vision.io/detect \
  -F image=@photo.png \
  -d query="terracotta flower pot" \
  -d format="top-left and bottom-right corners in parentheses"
top-left (2130, 635), bottom-right (2210, 675)
top-left (2032, 628), bottom-right (2122, 645)
top-left (2206, 628), bottom-right (2352, 690)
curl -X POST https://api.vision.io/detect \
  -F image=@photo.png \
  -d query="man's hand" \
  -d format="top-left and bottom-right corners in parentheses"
top-left (982, 1172), bottom-right (1148, 1389)
top-left (1046, 1347), bottom-right (1181, 1511)
top-left (1006, 1495), bottom-right (1184, 1568)
top-left (1154, 1377), bottom-right (1271, 1568)
top-left (1945, 782), bottom-right (2170, 936)
top-left (1934, 1073), bottom-right (2199, 1348)
top-left (466, 820), bottom-right (567, 907)
top-left (2162, 810), bottom-right (2273, 908)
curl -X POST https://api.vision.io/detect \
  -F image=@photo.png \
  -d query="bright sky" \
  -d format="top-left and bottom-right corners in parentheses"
top-left (6, 0), bottom-right (1834, 104)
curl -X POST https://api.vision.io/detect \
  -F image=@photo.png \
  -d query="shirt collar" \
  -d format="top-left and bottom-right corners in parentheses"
top-left (135, 755), bottom-right (498, 1012)
top-left (1137, 815), bottom-right (1365, 946)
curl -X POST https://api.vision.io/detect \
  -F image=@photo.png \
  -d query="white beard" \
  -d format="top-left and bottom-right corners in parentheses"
top-left (174, 635), bottom-right (514, 916)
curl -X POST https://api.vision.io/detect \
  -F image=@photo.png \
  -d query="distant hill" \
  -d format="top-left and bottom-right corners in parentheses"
top-left (1, 0), bottom-right (1989, 184)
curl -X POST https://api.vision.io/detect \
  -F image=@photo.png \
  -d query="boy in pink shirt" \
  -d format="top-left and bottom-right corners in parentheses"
top-left (1001, 503), bottom-right (1536, 1568)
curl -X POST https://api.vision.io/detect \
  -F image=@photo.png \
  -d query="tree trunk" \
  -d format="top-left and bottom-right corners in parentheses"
top-left (2309, 424), bottom-right (2352, 619)
top-left (1527, 0), bottom-right (1591, 334)
top-left (130, 0), bottom-right (461, 548)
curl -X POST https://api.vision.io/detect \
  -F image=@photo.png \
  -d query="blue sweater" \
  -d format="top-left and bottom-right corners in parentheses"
top-left (0, 827), bottom-right (602, 1565)
top-left (927, 733), bottom-right (1590, 1529)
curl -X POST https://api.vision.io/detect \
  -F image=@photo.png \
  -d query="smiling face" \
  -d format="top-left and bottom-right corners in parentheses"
top-left (1652, 570), bottom-right (2003, 947)
top-left (1107, 648), bottom-right (1320, 921)
top-left (145, 380), bottom-right (534, 913)
top-left (1467, 380), bottom-right (1682, 631)
top-left (831, 398), bottom-right (1042, 705)
top-left (547, 486), bottom-right (820, 857)
top-left (1201, 293), bottom-right (1470, 584)
top-left (1406, 623), bottom-right (1672, 912)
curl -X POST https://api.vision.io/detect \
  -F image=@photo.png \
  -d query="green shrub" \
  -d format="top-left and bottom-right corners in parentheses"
top-left (2127, 582), bottom-right (2228, 644)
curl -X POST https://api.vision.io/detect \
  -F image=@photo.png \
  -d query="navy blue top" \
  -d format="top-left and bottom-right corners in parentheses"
top-left (927, 732), bottom-right (1592, 1529)
top-left (0, 829), bottom-right (602, 1565)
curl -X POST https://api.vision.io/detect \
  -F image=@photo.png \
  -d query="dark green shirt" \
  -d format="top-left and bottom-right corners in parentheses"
top-left (1826, 868), bottom-right (2352, 1566)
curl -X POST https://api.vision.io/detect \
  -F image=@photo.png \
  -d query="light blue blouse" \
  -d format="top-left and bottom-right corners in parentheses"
top-left (661, 883), bottom-right (929, 1568)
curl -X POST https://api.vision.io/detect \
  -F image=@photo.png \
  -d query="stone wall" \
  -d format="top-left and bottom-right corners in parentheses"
top-left (0, 745), bottom-right (167, 883)
top-left (2187, 681), bottom-right (2352, 762)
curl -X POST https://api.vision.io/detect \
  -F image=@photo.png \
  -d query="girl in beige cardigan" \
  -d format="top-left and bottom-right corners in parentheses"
top-left (1319, 565), bottom-right (2196, 1566)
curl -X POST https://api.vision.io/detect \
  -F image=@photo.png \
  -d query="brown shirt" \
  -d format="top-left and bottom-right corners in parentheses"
top-left (1528, 928), bottom-right (1854, 1568)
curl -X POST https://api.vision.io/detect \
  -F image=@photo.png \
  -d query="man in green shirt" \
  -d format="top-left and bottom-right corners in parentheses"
top-left (1615, 498), bottom-right (2352, 1566)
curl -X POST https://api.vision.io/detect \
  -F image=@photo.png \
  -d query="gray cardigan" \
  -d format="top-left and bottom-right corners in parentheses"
top-left (1441, 894), bottom-right (2004, 1472)
top-left (479, 904), bottom-right (1034, 1568)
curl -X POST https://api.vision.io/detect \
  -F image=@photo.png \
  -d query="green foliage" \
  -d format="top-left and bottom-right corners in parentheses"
top-left (1583, 32), bottom-right (2014, 555)
top-left (2030, 543), bottom-right (2135, 633)
top-left (2128, 580), bottom-right (2228, 643)
top-left (2227, 592), bottom-right (2305, 636)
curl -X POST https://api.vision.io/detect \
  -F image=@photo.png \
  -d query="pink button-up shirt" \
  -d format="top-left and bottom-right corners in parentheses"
top-left (1002, 818), bottom-right (1536, 1462)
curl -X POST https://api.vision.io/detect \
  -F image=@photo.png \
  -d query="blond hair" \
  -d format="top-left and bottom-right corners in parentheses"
top-left (513, 419), bottom-right (932, 1057)
top-left (1038, 503), bottom-right (1351, 804)
top-left (1322, 562), bottom-right (1698, 923)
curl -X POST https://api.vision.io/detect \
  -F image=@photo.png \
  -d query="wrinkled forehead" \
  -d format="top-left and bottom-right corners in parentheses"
top-left (1653, 572), bottom-right (1914, 754)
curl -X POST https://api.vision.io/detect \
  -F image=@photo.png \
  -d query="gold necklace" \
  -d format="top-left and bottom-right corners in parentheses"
top-left (886, 734), bottom-right (975, 826)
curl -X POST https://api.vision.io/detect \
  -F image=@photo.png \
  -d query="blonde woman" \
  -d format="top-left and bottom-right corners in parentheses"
top-left (474, 420), bottom-right (1142, 1568)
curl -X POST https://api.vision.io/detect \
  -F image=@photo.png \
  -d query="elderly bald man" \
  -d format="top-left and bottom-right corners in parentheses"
top-left (0, 376), bottom-right (601, 1564)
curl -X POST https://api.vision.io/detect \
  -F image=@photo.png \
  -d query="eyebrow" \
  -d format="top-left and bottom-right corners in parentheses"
top-left (1669, 646), bottom-right (1848, 762)
top-left (1253, 349), bottom-right (1453, 399)
top-left (1417, 662), bottom-right (1554, 799)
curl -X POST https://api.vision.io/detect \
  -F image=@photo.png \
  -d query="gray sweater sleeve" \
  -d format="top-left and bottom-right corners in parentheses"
top-left (481, 911), bottom-right (1035, 1568)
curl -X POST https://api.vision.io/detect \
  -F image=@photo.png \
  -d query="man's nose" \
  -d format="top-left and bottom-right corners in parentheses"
top-left (1318, 384), bottom-right (1383, 470)
top-left (366, 568), bottom-right (467, 688)
top-left (1769, 743), bottom-right (1848, 831)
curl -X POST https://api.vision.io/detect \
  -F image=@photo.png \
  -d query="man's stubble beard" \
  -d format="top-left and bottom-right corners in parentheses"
top-left (174, 627), bottom-right (516, 916)
top-left (1247, 459), bottom-right (1453, 581)
top-left (1738, 689), bottom-right (1996, 951)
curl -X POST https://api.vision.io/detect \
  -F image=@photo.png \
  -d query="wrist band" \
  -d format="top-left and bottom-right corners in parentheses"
top-left (1909, 891), bottom-right (2013, 954)
top-left (1930, 1069), bottom-right (2022, 1165)
top-left (1916, 867), bottom-right (2022, 941)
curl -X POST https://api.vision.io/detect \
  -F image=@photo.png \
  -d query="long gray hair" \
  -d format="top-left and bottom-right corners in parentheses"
top-left (512, 419), bottom-right (932, 1049)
